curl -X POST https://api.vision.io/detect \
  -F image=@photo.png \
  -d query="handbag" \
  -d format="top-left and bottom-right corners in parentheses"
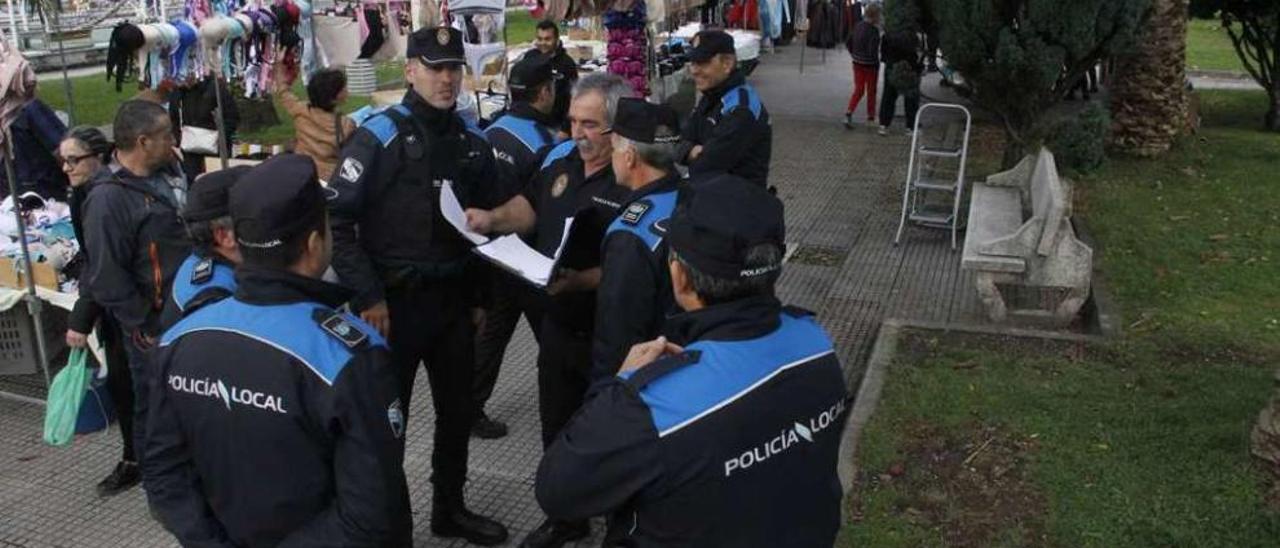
top-left (180, 125), bottom-right (220, 155)
top-left (42, 349), bottom-right (92, 446)
top-left (75, 368), bottom-right (115, 435)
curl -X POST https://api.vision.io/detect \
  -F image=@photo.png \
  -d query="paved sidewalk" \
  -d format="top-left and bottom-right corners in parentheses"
top-left (1, 42), bottom-right (996, 547)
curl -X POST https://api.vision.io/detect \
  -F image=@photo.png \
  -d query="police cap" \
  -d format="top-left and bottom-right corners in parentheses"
top-left (183, 165), bottom-right (251, 222)
top-left (687, 30), bottom-right (736, 63)
top-left (230, 154), bottom-right (325, 249)
top-left (668, 174), bottom-right (785, 280)
top-left (508, 53), bottom-right (556, 93)
top-left (406, 26), bottom-right (465, 66)
top-left (605, 98), bottom-right (680, 144)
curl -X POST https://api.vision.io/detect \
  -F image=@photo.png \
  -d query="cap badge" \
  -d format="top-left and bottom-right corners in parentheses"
top-left (551, 173), bottom-right (569, 198)
top-left (437, 28), bottom-right (451, 46)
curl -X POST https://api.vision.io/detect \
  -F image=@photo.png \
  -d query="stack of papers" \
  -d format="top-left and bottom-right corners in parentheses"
top-left (441, 182), bottom-right (572, 288)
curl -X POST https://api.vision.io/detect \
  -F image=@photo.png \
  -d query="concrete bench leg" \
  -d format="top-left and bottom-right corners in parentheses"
top-left (975, 272), bottom-right (1007, 322)
top-left (1056, 286), bottom-right (1089, 323)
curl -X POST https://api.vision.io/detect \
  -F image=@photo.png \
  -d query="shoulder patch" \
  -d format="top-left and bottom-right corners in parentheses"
top-left (316, 310), bottom-right (368, 349)
top-left (621, 200), bottom-right (651, 225)
top-left (338, 157), bottom-right (364, 183)
top-left (191, 257), bottom-right (214, 284)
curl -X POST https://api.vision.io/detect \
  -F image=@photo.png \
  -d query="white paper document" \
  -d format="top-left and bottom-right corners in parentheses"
top-left (440, 181), bottom-right (490, 245)
top-left (440, 181), bottom-right (576, 288)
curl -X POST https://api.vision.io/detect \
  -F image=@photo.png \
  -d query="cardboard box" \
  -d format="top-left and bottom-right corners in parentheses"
top-left (0, 257), bottom-right (60, 291)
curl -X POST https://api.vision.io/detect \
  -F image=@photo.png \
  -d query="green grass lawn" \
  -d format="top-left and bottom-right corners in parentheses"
top-left (35, 9), bottom-right (541, 144)
top-left (1187, 17), bottom-right (1247, 74)
top-left (844, 89), bottom-right (1280, 546)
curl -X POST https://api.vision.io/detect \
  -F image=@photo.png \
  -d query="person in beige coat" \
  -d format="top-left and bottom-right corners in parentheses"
top-left (274, 65), bottom-right (356, 181)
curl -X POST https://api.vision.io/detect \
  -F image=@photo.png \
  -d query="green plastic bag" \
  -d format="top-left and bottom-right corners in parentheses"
top-left (43, 349), bottom-right (91, 446)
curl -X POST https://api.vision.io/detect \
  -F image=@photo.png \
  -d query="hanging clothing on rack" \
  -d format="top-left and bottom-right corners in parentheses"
top-left (358, 7), bottom-right (385, 59)
top-left (314, 14), bottom-right (361, 68)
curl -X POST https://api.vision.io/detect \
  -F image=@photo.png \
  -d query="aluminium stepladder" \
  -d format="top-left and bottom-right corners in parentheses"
top-left (893, 102), bottom-right (972, 250)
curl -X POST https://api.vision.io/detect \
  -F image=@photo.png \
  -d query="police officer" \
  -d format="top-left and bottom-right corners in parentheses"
top-left (535, 175), bottom-right (848, 547)
top-left (327, 25), bottom-right (510, 545)
top-left (592, 98), bottom-right (683, 380)
top-left (464, 72), bottom-right (633, 548)
top-left (159, 166), bottom-right (249, 330)
top-left (486, 54), bottom-right (563, 187)
top-left (144, 154), bottom-right (412, 547)
top-left (678, 30), bottom-right (773, 188)
top-left (471, 53), bottom-right (566, 439)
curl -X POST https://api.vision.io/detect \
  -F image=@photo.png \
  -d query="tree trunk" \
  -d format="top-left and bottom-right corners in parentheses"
top-left (1268, 69), bottom-right (1280, 132)
top-left (1108, 0), bottom-right (1189, 157)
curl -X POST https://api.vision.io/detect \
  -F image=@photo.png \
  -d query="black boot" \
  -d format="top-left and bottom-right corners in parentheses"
top-left (432, 499), bottom-right (509, 546)
top-left (471, 410), bottom-right (509, 439)
top-left (97, 460), bottom-right (141, 497)
top-left (519, 519), bottom-right (590, 548)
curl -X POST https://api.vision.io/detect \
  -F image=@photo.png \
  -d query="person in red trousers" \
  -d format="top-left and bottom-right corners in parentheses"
top-left (844, 3), bottom-right (882, 129)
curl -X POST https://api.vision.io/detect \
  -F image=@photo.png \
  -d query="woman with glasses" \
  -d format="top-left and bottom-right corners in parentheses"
top-left (58, 126), bottom-right (140, 497)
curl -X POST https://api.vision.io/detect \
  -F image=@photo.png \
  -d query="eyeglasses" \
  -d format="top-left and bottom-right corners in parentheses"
top-left (57, 153), bottom-right (96, 167)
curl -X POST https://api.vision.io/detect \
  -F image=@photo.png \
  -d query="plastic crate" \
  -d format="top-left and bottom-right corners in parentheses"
top-left (0, 305), bottom-right (68, 377)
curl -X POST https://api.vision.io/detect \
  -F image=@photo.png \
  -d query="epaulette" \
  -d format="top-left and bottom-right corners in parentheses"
top-left (623, 350), bottom-right (703, 390)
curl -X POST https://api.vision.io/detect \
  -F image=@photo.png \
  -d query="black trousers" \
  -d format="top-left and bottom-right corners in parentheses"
top-left (118, 320), bottom-right (155, 470)
top-left (473, 272), bottom-right (544, 415)
top-left (386, 281), bottom-right (476, 505)
top-left (879, 80), bottom-right (920, 131)
top-left (98, 316), bottom-right (135, 463)
top-left (535, 319), bottom-right (592, 448)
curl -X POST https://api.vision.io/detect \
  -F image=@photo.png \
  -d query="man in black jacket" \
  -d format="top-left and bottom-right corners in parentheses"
top-left (82, 100), bottom-right (191, 466)
top-left (327, 26), bottom-right (510, 545)
top-left (470, 53), bottom-right (565, 440)
top-left (592, 98), bottom-right (682, 381)
top-left (526, 20), bottom-right (579, 134)
top-left (877, 28), bottom-right (923, 136)
top-left (145, 154), bottom-right (411, 547)
top-left (159, 166), bottom-right (248, 330)
top-left (678, 30), bottom-right (772, 188)
top-left (536, 175), bottom-right (848, 547)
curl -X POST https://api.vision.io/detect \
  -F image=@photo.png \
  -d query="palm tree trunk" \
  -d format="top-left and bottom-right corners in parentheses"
top-left (1108, 0), bottom-right (1190, 157)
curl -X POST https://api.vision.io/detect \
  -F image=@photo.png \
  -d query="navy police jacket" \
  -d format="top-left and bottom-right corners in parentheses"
top-left (158, 252), bottom-right (237, 330)
top-left (678, 70), bottom-right (773, 187)
top-left (327, 92), bottom-right (509, 311)
top-left (537, 296), bottom-right (848, 547)
top-left (592, 173), bottom-right (681, 380)
top-left (144, 267), bottom-right (412, 548)
top-left (485, 102), bottom-right (563, 193)
top-left (528, 140), bottom-right (628, 333)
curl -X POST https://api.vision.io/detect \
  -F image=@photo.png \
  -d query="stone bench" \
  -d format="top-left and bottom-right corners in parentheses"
top-left (961, 149), bottom-right (1093, 324)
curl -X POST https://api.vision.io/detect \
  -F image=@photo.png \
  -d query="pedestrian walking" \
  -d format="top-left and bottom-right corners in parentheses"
top-left (877, 28), bottom-right (923, 136)
top-left (845, 3), bottom-right (882, 128)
